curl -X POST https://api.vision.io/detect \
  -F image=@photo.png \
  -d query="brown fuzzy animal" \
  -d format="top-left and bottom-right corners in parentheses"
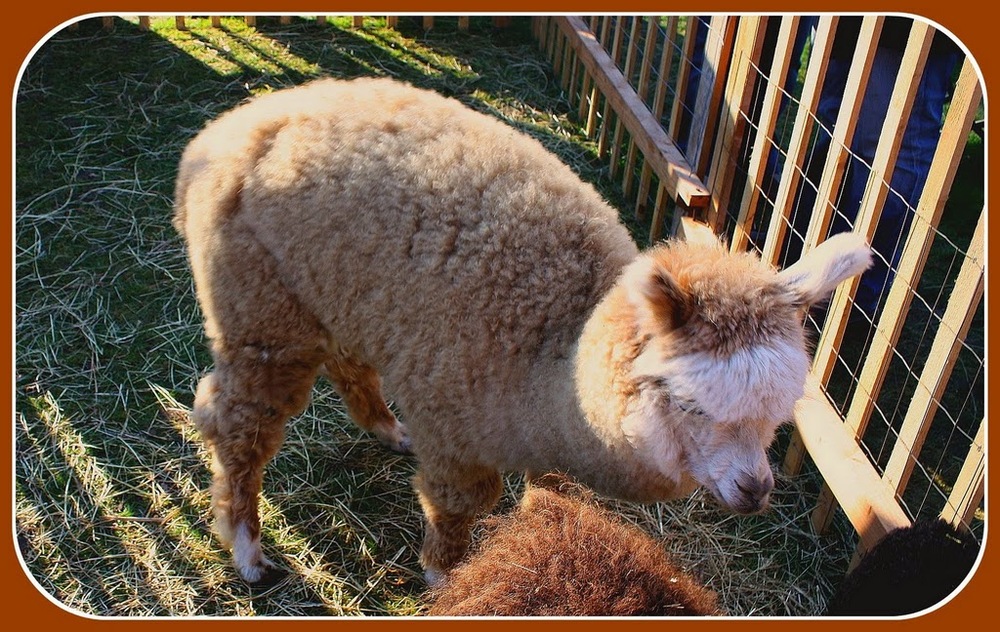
top-left (425, 475), bottom-right (722, 616)
top-left (173, 77), bottom-right (871, 584)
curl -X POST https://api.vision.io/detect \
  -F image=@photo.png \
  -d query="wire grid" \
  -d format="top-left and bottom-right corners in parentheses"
top-left (713, 20), bottom-right (984, 540)
top-left (576, 15), bottom-right (983, 540)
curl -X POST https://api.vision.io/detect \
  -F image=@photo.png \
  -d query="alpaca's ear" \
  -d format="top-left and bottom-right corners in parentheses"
top-left (623, 255), bottom-right (693, 335)
top-left (778, 232), bottom-right (873, 307)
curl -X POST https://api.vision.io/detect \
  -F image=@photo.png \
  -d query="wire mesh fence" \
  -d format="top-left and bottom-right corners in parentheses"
top-left (538, 14), bottom-right (985, 550)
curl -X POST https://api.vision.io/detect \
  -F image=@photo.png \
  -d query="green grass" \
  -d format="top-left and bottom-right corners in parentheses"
top-left (15, 15), bottom-right (861, 617)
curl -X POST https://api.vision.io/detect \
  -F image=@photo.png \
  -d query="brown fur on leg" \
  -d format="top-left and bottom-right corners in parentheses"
top-left (321, 349), bottom-right (411, 454)
top-left (193, 341), bottom-right (327, 583)
top-left (414, 465), bottom-right (502, 582)
top-left (426, 474), bottom-right (722, 616)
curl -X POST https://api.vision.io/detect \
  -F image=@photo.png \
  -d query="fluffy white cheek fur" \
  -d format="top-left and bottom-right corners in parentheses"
top-left (656, 338), bottom-right (809, 424)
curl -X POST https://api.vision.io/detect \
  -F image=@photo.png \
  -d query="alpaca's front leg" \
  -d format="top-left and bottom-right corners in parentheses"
top-left (414, 462), bottom-right (502, 584)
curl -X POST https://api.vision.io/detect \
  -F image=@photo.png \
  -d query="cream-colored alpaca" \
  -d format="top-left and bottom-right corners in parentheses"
top-left (173, 77), bottom-right (871, 584)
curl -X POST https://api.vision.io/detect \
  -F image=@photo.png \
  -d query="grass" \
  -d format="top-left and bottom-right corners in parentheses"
top-left (16, 15), bottom-right (868, 617)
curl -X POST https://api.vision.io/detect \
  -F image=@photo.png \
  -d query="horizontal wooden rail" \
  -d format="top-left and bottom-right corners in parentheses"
top-left (555, 16), bottom-right (710, 209)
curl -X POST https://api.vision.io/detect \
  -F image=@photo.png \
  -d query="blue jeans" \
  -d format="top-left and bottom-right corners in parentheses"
top-left (786, 29), bottom-right (960, 317)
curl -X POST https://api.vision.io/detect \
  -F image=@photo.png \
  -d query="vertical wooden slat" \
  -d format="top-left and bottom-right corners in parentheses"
top-left (175, 16), bottom-right (186, 30)
top-left (800, 16), bottom-right (884, 253)
top-left (352, 16), bottom-right (364, 28)
top-left (625, 17), bottom-right (661, 201)
top-left (649, 184), bottom-right (669, 243)
top-left (211, 16), bottom-right (222, 28)
top-left (585, 16), bottom-right (612, 139)
top-left (842, 58), bottom-right (980, 439)
top-left (423, 17), bottom-right (435, 30)
top-left (811, 19), bottom-right (931, 387)
top-left (689, 16), bottom-right (738, 178)
top-left (577, 17), bottom-right (600, 129)
top-left (941, 420), bottom-right (984, 529)
top-left (610, 17), bottom-right (641, 179)
top-left (138, 16), bottom-right (150, 30)
top-left (245, 16), bottom-right (257, 27)
top-left (316, 16), bottom-right (326, 26)
top-left (102, 17), bottom-right (114, 30)
top-left (704, 16), bottom-right (765, 233)
top-left (731, 16), bottom-right (801, 252)
top-left (386, 15), bottom-right (398, 29)
top-left (597, 17), bottom-right (628, 158)
top-left (493, 17), bottom-right (512, 28)
top-left (668, 16), bottom-right (701, 141)
top-left (882, 214), bottom-right (983, 494)
top-left (776, 16), bottom-right (841, 477)
top-left (638, 16), bottom-right (679, 217)
top-left (458, 17), bottom-right (470, 31)
top-left (281, 16), bottom-right (292, 25)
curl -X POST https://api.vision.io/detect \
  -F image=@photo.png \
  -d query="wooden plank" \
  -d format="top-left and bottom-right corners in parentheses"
top-left (386, 16), bottom-right (398, 29)
top-left (557, 16), bottom-right (710, 208)
top-left (793, 374), bottom-right (911, 546)
top-left (941, 420), bottom-right (984, 529)
top-left (281, 16), bottom-right (293, 25)
top-left (638, 16), bottom-right (679, 218)
top-left (842, 58), bottom-right (981, 440)
top-left (352, 16), bottom-right (364, 28)
top-left (597, 17), bottom-right (628, 158)
top-left (102, 17), bottom-right (114, 30)
top-left (668, 16), bottom-right (701, 142)
top-left (175, 16), bottom-right (186, 31)
top-left (624, 17), bottom-right (660, 200)
top-left (316, 16), bottom-right (326, 26)
top-left (800, 16), bottom-right (884, 253)
top-left (811, 20), bottom-right (931, 387)
top-left (676, 216), bottom-right (718, 245)
top-left (211, 16), bottom-right (222, 28)
top-left (807, 24), bottom-right (936, 528)
top-left (882, 214), bottom-right (983, 493)
top-left (577, 18), bottom-right (597, 122)
top-left (648, 184), bottom-right (669, 243)
top-left (610, 17), bottom-right (641, 179)
top-left (423, 17), bottom-right (435, 30)
top-left (776, 17), bottom-right (841, 477)
top-left (731, 16), bottom-right (800, 253)
top-left (458, 16), bottom-right (470, 31)
top-left (245, 16), bottom-right (257, 27)
top-left (493, 17), bottom-right (512, 28)
top-left (138, 16), bottom-right (150, 30)
top-left (689, 16), bottom-right (738, 178)
top-left (704, 16), bottom-right (766, 233)
top-left (762, 16), bottom-right (839, 268)
top-left (585, 17), bottom-right (612, 139)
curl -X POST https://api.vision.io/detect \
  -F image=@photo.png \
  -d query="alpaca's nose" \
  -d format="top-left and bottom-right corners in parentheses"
top-left (734, 474), bottom-right (772, 514)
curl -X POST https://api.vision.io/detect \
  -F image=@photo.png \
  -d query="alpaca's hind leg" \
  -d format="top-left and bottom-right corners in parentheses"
top-left (193, 341), bottom-right (326, 584)
top-left (321, 350), bottom-right (411, 454)
top-left (414, 462), bottom-right (503, 584)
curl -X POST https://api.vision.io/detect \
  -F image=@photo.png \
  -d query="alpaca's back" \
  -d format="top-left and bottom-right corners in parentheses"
top-left (175, 77), bottom-right (637, 415)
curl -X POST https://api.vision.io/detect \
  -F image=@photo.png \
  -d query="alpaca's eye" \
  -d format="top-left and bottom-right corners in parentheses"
top-left (674, 398), bottom-right (707, 418)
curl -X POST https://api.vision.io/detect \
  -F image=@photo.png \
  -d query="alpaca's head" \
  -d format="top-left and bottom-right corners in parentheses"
top-left (621, 233), bottom-right (871, 514)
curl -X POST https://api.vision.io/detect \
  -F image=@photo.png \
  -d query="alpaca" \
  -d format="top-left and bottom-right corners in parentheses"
top-left (824, 519), bottom-right (980, 616)
top-left (425, 474), bottom-right (722, 616)
top-left (173, 76), bottom-right (872, 584)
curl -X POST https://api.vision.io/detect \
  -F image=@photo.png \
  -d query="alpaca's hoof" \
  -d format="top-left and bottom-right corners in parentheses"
top-left (377, 419), bottom-right (413, 456)
top-left (246, 563), bottom-right (288, 588)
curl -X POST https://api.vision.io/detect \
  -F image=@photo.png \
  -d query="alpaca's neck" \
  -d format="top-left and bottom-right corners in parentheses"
top-left (528, 283), bottom-right (692, 502)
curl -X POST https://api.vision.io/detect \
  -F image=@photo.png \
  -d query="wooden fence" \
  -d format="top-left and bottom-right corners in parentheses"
top-left (535, 15), bottom-right (984, 561)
